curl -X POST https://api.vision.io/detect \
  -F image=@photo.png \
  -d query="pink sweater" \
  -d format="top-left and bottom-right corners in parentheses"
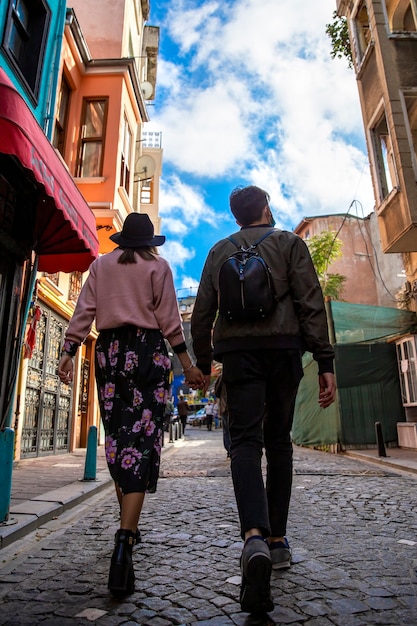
top-left (65, 249), bottom-right (186, 349)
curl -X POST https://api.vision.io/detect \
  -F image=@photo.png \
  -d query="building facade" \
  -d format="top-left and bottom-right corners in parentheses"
top-left (0, 0), bottom-right (99, 463)
top-left (294, 212), bottom-right (405, 307)
top-left (336, 0), bottom-right (417, 312)
top-left (8, 0), bottom-right (161, 460)
top-left (335, 1), bottom-right (417, 441)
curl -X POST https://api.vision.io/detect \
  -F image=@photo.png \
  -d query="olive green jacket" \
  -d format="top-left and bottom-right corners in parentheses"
top-left (191, 225), bottom-right (334, 375)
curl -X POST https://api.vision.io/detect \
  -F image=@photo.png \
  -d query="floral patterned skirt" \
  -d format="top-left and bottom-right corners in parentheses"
top-left (94, 326), bottom-right (170, 494)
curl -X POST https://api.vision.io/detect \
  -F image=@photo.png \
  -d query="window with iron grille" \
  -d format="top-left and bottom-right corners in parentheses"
top-left (44, 272), bottom-right (59, 286)
top-left (68, 271), bottom-right (82, 302)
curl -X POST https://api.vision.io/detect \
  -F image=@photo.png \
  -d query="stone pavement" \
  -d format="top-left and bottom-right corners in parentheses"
top-left (0, 427), bottom-right (416, 625)
top-left (0, 431), bottom-right (179, 549)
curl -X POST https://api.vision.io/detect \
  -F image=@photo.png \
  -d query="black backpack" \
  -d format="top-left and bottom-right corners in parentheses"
top-left (218, 230), bottom-right (276, 321)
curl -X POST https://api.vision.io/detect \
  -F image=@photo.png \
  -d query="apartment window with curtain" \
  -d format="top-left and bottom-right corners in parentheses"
top-left (53, 75), bottom-right (71, 157)
top-left (1, 0), bottom-right (51, 101)
top-left (120, 117), bottom-right (132, 193)
top-left (371, 113), bottom-right (397, 202)
top-left (76, 98), bottom-right (108, 178)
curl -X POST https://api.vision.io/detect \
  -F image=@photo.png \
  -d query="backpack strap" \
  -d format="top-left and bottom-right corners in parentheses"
top-left (228, 228), bottom-right (276, 252)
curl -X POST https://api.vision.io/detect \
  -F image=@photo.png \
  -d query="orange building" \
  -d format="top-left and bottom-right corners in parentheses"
top-left (13, 1), bottom-right (161, 459)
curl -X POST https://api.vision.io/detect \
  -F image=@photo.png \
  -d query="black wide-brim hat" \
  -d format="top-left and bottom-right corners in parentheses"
top-left (110, 213), bottom-right (165, 248)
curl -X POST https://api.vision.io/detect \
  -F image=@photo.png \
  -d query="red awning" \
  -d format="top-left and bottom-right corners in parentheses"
top-left (0, 68), bottom-right (99, 272)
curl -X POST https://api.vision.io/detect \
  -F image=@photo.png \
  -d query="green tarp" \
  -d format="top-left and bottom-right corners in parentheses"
top-left (292, 301), bottom-right (417, 448)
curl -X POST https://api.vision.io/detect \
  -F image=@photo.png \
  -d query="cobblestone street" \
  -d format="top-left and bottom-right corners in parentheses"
top-left (0, 427), bottom-right (416, 625)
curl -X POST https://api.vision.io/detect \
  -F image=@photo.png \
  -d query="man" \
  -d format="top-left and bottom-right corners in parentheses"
top-left (204, 399), bottom-right (214, 430)
top-left (164, 398), bottom-right (174, 432)
top-left (177, 394), bottom-right (188, 434)
top-left (191, 185), bottom-right (336, 616)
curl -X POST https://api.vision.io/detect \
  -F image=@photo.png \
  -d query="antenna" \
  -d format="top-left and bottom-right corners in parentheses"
top-left (140, 81), bottom-right (153, 100)
top-left (135, 154), bottom-right (156, 181)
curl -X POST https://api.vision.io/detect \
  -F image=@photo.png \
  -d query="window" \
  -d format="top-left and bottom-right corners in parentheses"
top-left (1, 0), bottom-right (51, 101)
top-left (68, 271), bottom-right (82, 302)
top-left (386, 0), bottom-right (417, 31)
top-left (140, 179), bottom-right (154, 204)
top-left (43, 272), bottom-right (59, 286)
top-left (76, 98), bottom-right (108, 177)
top-left (53, 75), bottom-right (71, 157)
top-left (353, 1), bottom-right (372, 63)
top-left (403, 93), bottom-right (417, 175)
top-left (396, 336), bottom-right (417, 405)
top-left (371, 113), bottom-right (396, 201)
top-left (120, 117), bottom-right (132, 193)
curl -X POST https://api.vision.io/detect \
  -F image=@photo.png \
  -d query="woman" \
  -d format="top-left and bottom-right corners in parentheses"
top-left (58, 213), bottom-right (204, 597)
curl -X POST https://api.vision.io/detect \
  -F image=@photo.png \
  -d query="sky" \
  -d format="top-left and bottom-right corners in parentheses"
top-left (145, 0), bottom-right (375, 295)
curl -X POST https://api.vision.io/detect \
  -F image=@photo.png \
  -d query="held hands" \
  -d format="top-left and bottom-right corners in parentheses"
top-left (318, 372), bottom-right (336, 409)
top-left (202, 374), bottom-right (211, 396)
top-left (184, 365), bottom-right (205, 390)
top-left (58, 355), bottom-right (74, 384)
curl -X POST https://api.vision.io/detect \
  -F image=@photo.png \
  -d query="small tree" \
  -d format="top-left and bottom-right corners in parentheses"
top-left (307, 230), bottom-right (347, 300)
top-left (325, 10), bottom-right (353, 69)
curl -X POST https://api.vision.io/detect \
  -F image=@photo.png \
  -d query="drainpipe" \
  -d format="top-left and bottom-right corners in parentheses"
top-left (325, 297), bottom-right (336, 345)
top-left (0, 256), bottom-right (38, 524)
top-left (43, 1), bottom-right (66, 138)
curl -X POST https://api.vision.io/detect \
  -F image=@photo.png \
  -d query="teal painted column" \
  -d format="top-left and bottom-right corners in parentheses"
top-left (83, 425), bottom-right (97, 481)
top-left (0, 428), bottom-right (15, 522)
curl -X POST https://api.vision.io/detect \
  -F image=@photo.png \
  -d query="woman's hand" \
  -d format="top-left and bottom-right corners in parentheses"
top-left (58, 355), bottom-right (74, 384)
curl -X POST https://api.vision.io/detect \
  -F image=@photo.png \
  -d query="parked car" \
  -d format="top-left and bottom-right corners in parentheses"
top-left (187, 407), bottom-right (206, 426)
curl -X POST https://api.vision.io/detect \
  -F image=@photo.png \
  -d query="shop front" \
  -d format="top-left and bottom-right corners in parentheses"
top-left (0, 67), bottom-right (99, 432)
top-left (0, 68), bottom-right (99, 520)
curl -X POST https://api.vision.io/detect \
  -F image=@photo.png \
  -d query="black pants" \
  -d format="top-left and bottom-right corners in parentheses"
top-left (222, 349), bottom-right (303, 539)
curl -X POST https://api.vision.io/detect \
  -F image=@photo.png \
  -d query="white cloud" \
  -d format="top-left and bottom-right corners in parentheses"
top-left (161, 240), bottom-right (195, 280)
top-left (159, 175), bottom-right (218, 229)
top-left (179, 276), bottom-right (200, 292)
top-left (152, 0), bottom-right (374, 220)
top-left (147, 0), bottom-right (378, 289)
top-left (152, 79), bottom-right (256, 177)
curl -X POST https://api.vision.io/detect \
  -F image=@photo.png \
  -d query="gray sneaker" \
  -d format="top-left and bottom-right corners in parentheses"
top-left (269, 538), bottom-right (292, 570)
top-left (240, 537), bottom-right (274, 614)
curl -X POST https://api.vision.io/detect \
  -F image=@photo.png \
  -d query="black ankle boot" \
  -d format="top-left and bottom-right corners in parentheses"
top-left (114, 527), bottom-right (141, 547)
top-left (108, 529), bottom-right (135, 597)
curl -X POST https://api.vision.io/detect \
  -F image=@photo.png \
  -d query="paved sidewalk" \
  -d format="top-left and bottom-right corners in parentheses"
top-left (344, 445), bottom-right (417, 475)
top-left (1, 427), bottom-right (416, 550)
top-left (0, 432), bottom-right (178, 549)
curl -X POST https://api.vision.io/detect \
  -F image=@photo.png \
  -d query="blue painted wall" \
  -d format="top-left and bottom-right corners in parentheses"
top-left (0, 0), bottom-right (66, 138)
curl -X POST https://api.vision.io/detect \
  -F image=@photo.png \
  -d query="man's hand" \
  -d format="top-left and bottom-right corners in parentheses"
top-left (202, 374), bottom-right (211, 396)
top-left (318, 372), bottom-right (336, 408)
top-left (185, 366), bottom-right (205, 390)
top-left (58, 355), bottom-right (74, 384)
